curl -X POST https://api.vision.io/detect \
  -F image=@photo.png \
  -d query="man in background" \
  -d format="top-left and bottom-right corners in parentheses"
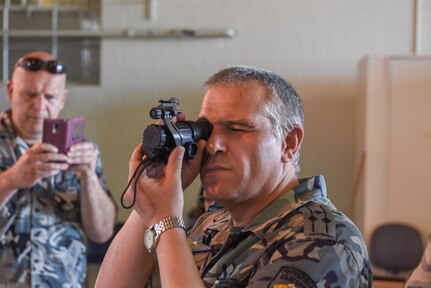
top-left (0, 51), bottom-right (117, 287)
top-left (187, 186), bottom-right (221, 227)
top-left (96, 65), bottom-right (372, 287)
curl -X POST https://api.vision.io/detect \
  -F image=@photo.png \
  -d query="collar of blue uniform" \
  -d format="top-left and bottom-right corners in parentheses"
top-left (0, 110), bottom-right (15, 138)
top-left (0, 110), bottom-right (31, 156)
top-left (202, 175), bottom-right (329, 238)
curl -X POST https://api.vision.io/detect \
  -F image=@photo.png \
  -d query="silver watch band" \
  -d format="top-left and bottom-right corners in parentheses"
top-left (145, 216), bottom-right (187, 253)
top-left (154, 216), bottom-right (186, 236)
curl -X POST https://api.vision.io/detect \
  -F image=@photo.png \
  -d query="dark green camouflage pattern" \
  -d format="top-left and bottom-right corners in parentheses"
top-left (146, 176), bottom-right (372, 287)
top-left (189, 176), bottom-right (372, 287)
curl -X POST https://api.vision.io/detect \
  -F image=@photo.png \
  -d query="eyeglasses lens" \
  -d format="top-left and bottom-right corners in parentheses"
top-left (15, 57), bottom-right (65, 74)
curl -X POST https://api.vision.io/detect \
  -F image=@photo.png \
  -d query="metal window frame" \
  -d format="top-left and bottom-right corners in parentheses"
top-left (1, 1), bottom-right (236, 82)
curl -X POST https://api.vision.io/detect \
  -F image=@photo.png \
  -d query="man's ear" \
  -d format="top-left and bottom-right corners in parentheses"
top-left (281, 126), bottom-right (304, 163)
top-left (6, 80), bottom-right (13, 103)
top-left (64, 89), bottom-right (69, 100)
top-left (59, 89), bottom-right (68, 111)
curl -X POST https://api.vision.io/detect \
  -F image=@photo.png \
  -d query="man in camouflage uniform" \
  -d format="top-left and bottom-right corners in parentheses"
top-left (405, 235), bottom-right (431, 287)
top-left (96, 65), bottom-right (372, 287)
top-left (0, 51), bottom-right (117, 287)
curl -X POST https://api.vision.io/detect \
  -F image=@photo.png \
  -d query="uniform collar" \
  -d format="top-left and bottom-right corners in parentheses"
top-left (203, 176), bottom-right (330, 237)
top-left (245, 176), bottom-right (328, 234)
top-left (0, 110), bottom-right (15, 138)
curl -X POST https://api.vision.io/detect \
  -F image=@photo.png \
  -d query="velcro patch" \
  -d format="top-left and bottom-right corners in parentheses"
top-left (300, 204), bottom-right (335, 238)
top-left (268, 266), bottom-right (316, 288)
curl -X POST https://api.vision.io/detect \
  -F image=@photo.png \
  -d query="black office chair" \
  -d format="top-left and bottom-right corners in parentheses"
top-left (370, 223), bottom-right (423, 280)
top-left (87, 222), bottom-right (123, 264)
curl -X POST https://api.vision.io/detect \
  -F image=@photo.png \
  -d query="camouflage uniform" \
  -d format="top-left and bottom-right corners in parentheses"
top-left (146, 175), bottom-right (372, 287)
top-left (0, 110), bottom-right (115, 288)
top-left (405, 234), bottom-right (431, 288)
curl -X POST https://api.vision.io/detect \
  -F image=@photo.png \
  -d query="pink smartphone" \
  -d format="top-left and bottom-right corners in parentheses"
top-left (42, 116), bottom-right (85, 153)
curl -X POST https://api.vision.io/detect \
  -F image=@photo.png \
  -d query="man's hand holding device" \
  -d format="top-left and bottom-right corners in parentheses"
top-left (42, 116), bottom-right (85, 154)
top-left (42, 116), bottom-right (98, 179)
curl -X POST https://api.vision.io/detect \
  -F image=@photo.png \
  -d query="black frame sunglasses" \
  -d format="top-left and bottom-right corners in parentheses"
top-left (15, 57), bottom-right (66, 74)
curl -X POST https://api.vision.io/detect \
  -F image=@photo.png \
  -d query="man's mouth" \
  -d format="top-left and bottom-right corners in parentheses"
top-left (202, 164), bottom-right (229, 177)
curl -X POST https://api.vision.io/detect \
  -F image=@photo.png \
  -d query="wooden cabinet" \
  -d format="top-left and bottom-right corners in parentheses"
top-left (355, 56), bottom-right (431, 243)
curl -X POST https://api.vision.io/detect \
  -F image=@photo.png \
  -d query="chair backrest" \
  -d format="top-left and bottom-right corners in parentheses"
top-left (370, 223), bottom-right (423, 273)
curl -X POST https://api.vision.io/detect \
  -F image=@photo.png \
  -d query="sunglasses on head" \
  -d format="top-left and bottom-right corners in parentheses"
top-left (15, 57), bottom-right (66, 74)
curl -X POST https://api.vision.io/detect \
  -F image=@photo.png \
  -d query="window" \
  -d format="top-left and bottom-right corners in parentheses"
top-left (1, 0), bottom-right (100, 84)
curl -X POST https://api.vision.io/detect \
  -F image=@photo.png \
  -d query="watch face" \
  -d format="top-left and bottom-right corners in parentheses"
top-left (144, 229), bottom-right (156, 250)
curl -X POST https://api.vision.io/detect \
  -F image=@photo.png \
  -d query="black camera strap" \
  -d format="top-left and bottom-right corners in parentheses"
top-left (120, 159), bottom-right (151, 209)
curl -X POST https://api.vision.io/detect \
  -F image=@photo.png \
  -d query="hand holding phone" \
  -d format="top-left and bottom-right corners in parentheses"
top-left (42, 117), bottom-right (85, 154)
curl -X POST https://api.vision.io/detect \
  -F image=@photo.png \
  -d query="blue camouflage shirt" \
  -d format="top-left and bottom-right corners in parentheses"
top-left (186, 175), bottom-right (373, 287)
top-left (0, 110), bottom-right (113, 288)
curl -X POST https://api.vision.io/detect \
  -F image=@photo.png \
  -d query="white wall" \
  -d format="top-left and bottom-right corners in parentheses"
top-left (1, 0), bottom-right (429, 223)
top-left (357, 56), bottom-right (431, 244)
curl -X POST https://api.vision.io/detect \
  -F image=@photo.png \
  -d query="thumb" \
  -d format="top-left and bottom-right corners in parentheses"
top-left (165, 146), bottom-right (185, 184)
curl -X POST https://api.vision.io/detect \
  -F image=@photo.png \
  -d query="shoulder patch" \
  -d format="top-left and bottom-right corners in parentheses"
top-left (268, 266), bottom-right (316, 288)
top-left (299, 204), bottom-right (335, 238)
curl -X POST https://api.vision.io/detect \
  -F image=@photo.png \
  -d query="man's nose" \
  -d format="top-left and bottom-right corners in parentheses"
top-left (205, 129), bottom-right (226, 155)
top-left (32, 94), bottom-right (46, 110)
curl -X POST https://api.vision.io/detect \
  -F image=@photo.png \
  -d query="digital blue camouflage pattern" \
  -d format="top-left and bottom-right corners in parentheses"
top-left (0, 110), bottom-right (113, 288)
top-left (186, 175), bottom-right (372, 287)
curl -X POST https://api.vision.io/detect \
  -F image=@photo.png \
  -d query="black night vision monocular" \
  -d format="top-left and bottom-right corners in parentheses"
top-left (142, 97), bottom-right (213, 162)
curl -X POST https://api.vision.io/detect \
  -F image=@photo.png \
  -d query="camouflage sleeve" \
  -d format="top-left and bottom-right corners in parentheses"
top-left (94, 153), bottom-right (109, 192)
top-left (247, 238), bottom-right (370, 288)
top-left (405, 235), bottom-right (431, 288)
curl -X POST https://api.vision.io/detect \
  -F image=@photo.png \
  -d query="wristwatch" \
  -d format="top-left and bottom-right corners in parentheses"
top-left (144, 216), bottom-right (186, 253)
